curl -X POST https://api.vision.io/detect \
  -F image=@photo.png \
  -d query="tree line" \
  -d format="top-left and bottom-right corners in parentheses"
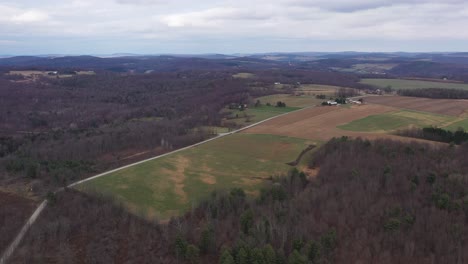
top-left (397, 88), bottom-right (468, 99)
top-left (397, 127), bottom-right (468, 144)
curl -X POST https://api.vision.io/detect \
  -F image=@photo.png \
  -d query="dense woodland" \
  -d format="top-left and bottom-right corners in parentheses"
top-left (389, 61), bottom-right (468, 82)
top-left (9, 138), bottom-right (468, 263)
top-left (397, 88), bottom-right (468, 99)
top-left (398, 127), bottom-right (468, 144)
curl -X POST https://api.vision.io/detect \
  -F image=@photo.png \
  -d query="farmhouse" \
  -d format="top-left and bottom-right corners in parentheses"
top-left (347, 99), bottom-right (362, 104)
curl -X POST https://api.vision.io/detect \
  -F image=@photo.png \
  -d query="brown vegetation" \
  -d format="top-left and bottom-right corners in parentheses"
top-left (9, 138), bottom-right (468, 264)
top-left (0, 71), bottom-right (251, 196)
top-left (0, 191), bottom-right (36, 253)
top-left (242, 104), bottom-right (400, 141)
top-left (0, 65), bottom-right (372, 198)
top-left (364, 96), bottom-right (468, 117)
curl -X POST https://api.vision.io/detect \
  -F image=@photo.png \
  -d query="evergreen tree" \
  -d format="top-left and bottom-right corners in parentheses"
top-left (186, 244), bottom-right (200, 263)
top-left (263, 244), bottom-right (276, 263)
top-left (288, 250), bottom-right (307, 264)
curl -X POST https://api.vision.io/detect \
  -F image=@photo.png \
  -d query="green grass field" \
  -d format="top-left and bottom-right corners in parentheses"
top-left (295, 84), bottom-right (341, 97)
top-left (256, 94), bottom-right (322, 108)
top-left (360, 78), bottom-right (468, 90)
top-left (338, 110), bottom-right (458, 132)
top-left (232, 72), bottom-right (255, 78)
top-left (444, 119), bottom-right (468, 131)
top-left (8, 70), bottom-right (95, 78)
top-left (225, 105), bottom-right (300, 126)
top-left (78, 134), bottom-right (311, 219)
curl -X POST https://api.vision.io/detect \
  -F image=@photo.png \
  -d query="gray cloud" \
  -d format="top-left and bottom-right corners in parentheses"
top-left (0, 0), bottom-right (467, 54)
top-left (289, 0), bottom-right (467, 12)
top-left (115, 0), bottom-right (165, 5)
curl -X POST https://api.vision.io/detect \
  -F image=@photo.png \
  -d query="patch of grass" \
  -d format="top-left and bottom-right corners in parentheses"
top-left (193, 126), bottom-right (231, 134)
top-left (338, 110), bottom-right (457, 132)
top-left (232, 72), bottom-right (255, 79)
top-left (256, 94), bottom-right (320, 108)
top-left (352, 63), bottom-right (398, 71)
top-left (225, 105), bottom-right (300, 126)
top-left (444, 119), bottom-right (468, 131)
top-left (79, 134), bottom-right (312, 219)
top-left (8, 70), bottom-right (95, 78)
top-left (360, 79), bottom-right (468, 91)
top-left (296, 84), bottom-right (340, 93)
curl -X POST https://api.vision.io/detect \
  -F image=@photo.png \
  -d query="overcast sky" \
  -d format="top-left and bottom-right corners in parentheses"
top-left (0, 0), bottom-right (467, 55)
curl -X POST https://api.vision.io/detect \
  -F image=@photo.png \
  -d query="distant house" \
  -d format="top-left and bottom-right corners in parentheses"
top-left (347, 99), bottom-right (362, 105)
top-left (327, 101), bottom-right (338, 106)
top-left (274, 82), bottom-right (281, 85)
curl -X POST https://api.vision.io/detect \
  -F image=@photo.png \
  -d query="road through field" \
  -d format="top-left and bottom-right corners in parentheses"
top-left (0, 106), bottom-right (313, 264)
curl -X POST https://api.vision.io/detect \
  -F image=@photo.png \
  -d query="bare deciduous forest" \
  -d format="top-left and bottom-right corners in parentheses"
top-left (0, 68), bottom-right (372, 196)
top-left (397, 88), bottom-right (468, 99)
top-left (1, 53), bottom-right (468, 264)
top-left (9, 138), bottom-right (467, 264)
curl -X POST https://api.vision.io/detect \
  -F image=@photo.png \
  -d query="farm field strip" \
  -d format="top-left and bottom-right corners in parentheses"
top-left (242, 104), bottom-right (398, 140)
top-left (256, 94), bottom-right (330, 108)
top-left (224, 105), bottom-right (301, 126)
top-left (364, 96), bottom-right (468, 117)
top-left (241, 104), bottom-right (450, 146)
top-left (444, 119), bottom-right (468, 131)
top-left (338, 110), bottom-right (458, 132)
top-left (360, 78), bottom-right (468, 90)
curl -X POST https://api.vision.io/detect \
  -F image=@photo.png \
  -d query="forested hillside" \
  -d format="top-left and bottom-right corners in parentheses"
top-left (10, 138), bottom-right (467, 263)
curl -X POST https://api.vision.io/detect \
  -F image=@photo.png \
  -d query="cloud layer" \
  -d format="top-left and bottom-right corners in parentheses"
top-left (0, 0), bottom-right (467, 54)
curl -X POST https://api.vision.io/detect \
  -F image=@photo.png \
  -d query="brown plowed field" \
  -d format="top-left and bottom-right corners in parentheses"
top-left (242, 104), bottom-right (446, 145)
top-left (364, 96), bottom-right (468, 117)
top-left (243, 104), bottom-right (397, 141)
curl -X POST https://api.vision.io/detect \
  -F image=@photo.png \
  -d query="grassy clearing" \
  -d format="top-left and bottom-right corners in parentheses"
top-left (225, 105), bottom-right (300, 126)
top-left (79, 134), bottom-right (311, 219)
top-left (8, 70), bottom-right (95, 78)
top-left (256, 94), bottom-right (322, 108)
top-left (296, 84), bottom-right (340, 93)
top-left (338, 110), bottom-right (457, 132)
top-left (444, 119), bottom-right (468, 131)
top-left (232, 72), bottom-right (255, 79)
top-left (352, 63), bottom-right (398, 71)
top-left (360, 78), bottom-right (468, 90)
top-left (193, 126), bottom-right (231, 134)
